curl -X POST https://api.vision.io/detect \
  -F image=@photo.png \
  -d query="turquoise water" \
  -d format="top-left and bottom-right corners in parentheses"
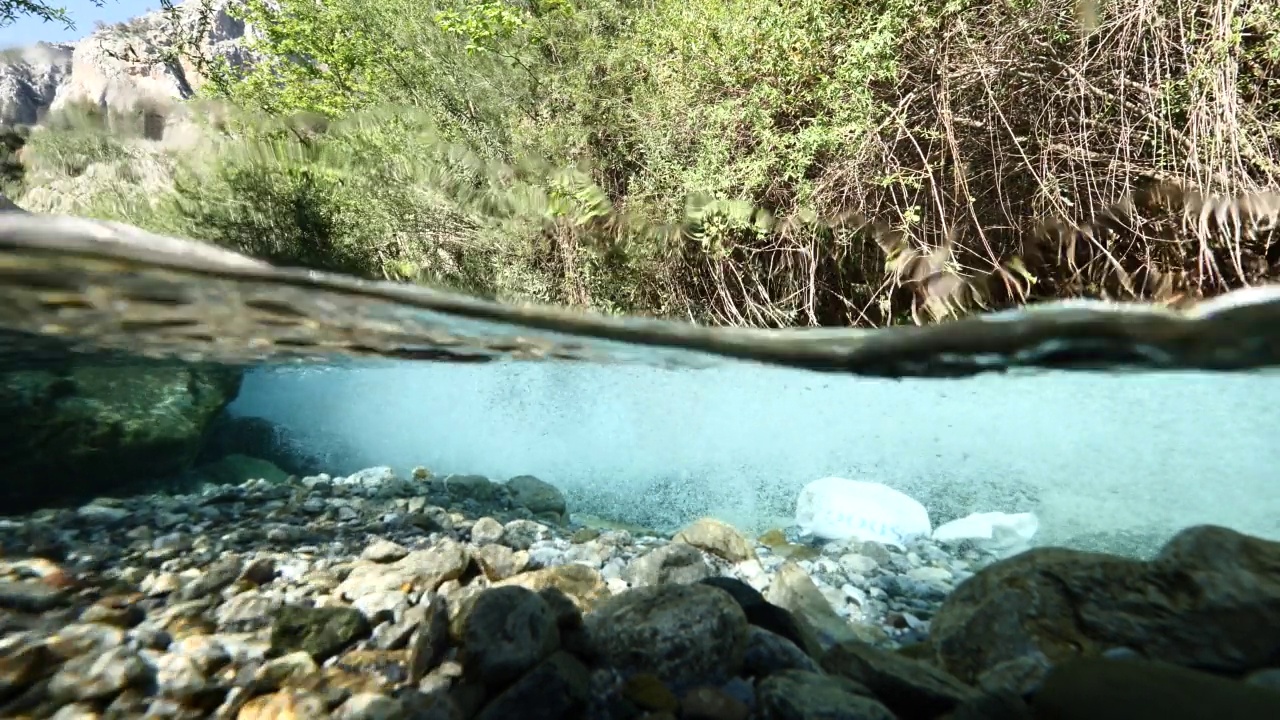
top-left (230, 359), bottom-right (1280, 556)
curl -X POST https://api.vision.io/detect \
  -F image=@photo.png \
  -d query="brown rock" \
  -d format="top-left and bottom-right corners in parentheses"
top-left (764, 561), bottom-right (884, 650)
top-left (930, 525), bottom-right (1280, 683)
top-left (336, 539), bottom-right (470, 599)
top-left (673, 518), bottom-right (755, 563)
top-left (496, 564), bottom-right (607, 612)
top-left (237, 689), bottom-right (329, 720)
top-left (624, 543), bottom-right (715, 586)
top-left (472, 544), bottom-right (528, 581)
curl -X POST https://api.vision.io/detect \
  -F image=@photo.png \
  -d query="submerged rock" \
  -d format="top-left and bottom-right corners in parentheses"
top-left (462, 586), bottom-right (560, 691)
top-left (673, 517), bottom-right (755, 563)
top-left (584, 583), bottom-right (749, 689)
top-left (822, 640), bottom-right (977, 718)
top-left (269, 605), bottom-right (371, 662)
top-left (699, 576), bottom-right (815, 658)
top-left (1030, 657), bottom-right (1280, 720)
top-left (195, 413), bottom-right (327, 477)
top-left (624, 542), bottom-right (715, 586)
top-left (930, 525), bottom-right (1280, 683)
top-left (6, 453), bottom-right (1280, 720)
top-left (0, 363), bottom-right (241, 514)
top-left (505, 475), bottom-right (568, 521)
top-left (756, 669), bottom-right (895, 720)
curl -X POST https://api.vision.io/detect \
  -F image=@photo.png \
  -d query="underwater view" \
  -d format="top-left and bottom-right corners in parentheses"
top-left (3, 208), bottom-right (1280, 720)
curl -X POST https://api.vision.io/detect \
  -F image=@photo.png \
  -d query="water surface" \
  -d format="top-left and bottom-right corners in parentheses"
top-left (2, 212), bottom-right (1279, 556)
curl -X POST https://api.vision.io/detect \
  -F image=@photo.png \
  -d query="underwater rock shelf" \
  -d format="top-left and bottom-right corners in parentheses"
top-left (0, 468), bottom-right (1278, 719)
top-left (6, 213), bottom-right (1280, 376)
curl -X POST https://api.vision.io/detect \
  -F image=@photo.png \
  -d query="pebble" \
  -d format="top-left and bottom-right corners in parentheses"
top-left (2, 465), bottom-right (1272, 719)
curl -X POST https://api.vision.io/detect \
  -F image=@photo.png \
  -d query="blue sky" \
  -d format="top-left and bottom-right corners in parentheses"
top-left (0, 0), bottom-right (159, 49)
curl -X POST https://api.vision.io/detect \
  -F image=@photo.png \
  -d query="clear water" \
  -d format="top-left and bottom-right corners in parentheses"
top-left (230, 359), bottom-right (1280, 557)
top-left (3, 212), bottom-right (1280, 558)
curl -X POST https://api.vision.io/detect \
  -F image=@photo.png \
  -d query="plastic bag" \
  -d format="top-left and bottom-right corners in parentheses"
top-left (932, 511), bottom-right (1039, 556)
top-left (794, 476), bottom-right (932, 547)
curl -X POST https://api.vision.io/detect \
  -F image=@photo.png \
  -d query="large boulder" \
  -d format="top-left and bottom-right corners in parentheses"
top-left (0, 362), bottom-right (242, 513)
top-left (929, 524), bottom-right (1280, 684)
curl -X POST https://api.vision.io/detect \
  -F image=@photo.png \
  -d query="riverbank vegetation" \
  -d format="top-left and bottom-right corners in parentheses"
top-left (7, 0), bottom-right (1280, 327)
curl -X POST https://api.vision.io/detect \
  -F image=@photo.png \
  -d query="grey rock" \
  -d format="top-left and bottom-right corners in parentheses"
top-left (462, 586), bottom-right (560, 691)
top-left (470, 517), bottom-right (505, 546)
top-left (178, 555), bottom-right (243, 600)
top-left (333, 692), bottom-right (405, 720)
top-left (351, 590), bottom-right (409, 623)
top-left (742, 625), bottom-right (822, 677)
top-left (505, 475), bottom-right (567, 519)
top-left (585, 583), bottom-right (748, 689)
top-left (374, 603), bottom-right (427, 651)
top-left (444, 474), bottom-right (496, 503)
top-left (153, 652), bottom-right (215, 701)
top-left (361, 539), bottom-right (409, 563)
top-left (976, 653), bottom-right (1052, 696)
top-left (473, 543), bottom-right (527, 581)
top-left (0, 43), bottom-right (72, 125)
top-left (624, 542), bottom-right (715, 586)
top-left (474, 651), bottom-right (590, 720)
top-left (502, 519), bottom-right (551, 550)
top-left (766, 561), bottom-right (880, 650)
top-left (214, 590), bottom-right (282, 632)
top-left (822, 641), bottom-right (978, 718)
top-left (756, 670), bottom-right (894, 720)
top-left (409, 593), bottom-right (450, 682)
top-left (269, 605), bottom-right (371, 662)
top-left (48, 646), bottom-right (155, 702)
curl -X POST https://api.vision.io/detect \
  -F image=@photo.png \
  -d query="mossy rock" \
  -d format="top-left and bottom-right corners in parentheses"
top-left (0, 362), bottom-right (242, 514)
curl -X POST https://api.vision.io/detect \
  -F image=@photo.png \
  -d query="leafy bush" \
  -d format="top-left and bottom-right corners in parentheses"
top-left (14, 0), bottom-right (1280, 328)
top-left (18, 103), bottom-right (137, 185)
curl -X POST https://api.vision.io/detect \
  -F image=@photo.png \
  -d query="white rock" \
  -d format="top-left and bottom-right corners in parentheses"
top-left (793, 477), bottom-right (931, 548)
top-left (932, 511), bottom-right (1039, 556)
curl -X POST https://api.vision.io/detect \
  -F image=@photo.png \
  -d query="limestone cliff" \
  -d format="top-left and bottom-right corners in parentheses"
top-left (0, 0), bottom-right (252, 127)
top-left (0, 43), bottom-right (74, 125)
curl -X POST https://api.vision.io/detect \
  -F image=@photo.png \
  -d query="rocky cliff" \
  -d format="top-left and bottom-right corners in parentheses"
top-left (0, 0), bottom-right (252, 128)
top-left (0, 43), bottom-right (75, 125)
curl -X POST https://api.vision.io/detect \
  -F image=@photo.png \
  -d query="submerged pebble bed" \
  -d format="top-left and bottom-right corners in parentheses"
top-left (0, 466), bottom-right (1005, 719)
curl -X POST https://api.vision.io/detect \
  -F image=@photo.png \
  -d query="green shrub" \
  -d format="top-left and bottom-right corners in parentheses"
top-left (19, 0), bottom-right (1280, 328)
top-left (19, 103), bottom-right (137, 185)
